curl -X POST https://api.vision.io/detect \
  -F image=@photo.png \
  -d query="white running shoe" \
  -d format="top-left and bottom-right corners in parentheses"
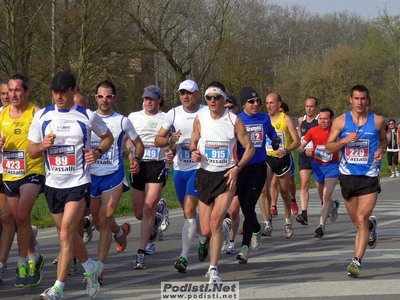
top-left (221, 218), bottom-right (232, 252)
top-left (226, 242), bottom-right (236, 254)
top-left (145, 241), bottom-right (156, 255)
top-left (31, 225), bottom-right (40, 253)
top-left (39, 286), bottom-right (63, 300)
top-left (134, 253), bottom-right (146, 269)
top-left (83, 215), bottom-right (94, 244)
top-left (205, 268), bottom-right (222, 283)
top-left (159, 198), bottom-right (170, 232)
top-left (83, 260), bottom-right (101, 298)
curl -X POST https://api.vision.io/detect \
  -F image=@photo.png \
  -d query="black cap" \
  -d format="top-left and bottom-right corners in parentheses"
top-left (226, 95), bottom-right (237, 106)
top-left (239, 86), bottom-right (260, 106)
top-left (51, 71), bottom-right (76, 91)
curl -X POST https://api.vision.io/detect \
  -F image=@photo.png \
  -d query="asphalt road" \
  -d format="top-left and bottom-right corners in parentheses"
top-left (1, 177), bottom-right (400, 300)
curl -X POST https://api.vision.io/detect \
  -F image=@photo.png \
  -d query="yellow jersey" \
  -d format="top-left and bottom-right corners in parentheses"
top-left (0, 102), bottom-right (44, 181)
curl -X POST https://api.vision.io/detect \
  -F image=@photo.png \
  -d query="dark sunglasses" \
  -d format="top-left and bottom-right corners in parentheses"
top-left (224, 105), bottom-right (235, 110)
top-left (96, 94), bottom-right (114, 100)
top-left (205, 95), bottom-right (224, 101)
top-left (247, 98), bottom-right (261, 104)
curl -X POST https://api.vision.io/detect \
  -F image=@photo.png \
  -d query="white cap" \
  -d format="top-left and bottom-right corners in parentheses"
top-left (177, 79), bottom-right (199, 92)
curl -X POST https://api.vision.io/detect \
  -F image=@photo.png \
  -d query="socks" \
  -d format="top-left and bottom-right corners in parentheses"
top-left (180, 218), bottom-right (196, 259)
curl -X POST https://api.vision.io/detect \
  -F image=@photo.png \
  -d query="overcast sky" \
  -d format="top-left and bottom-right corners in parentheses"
top-left (270, 0), bottom-right (400, 19)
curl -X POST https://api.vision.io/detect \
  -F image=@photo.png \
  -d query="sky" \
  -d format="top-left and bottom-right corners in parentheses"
top-left (270, 0), bottom-right (400, 19)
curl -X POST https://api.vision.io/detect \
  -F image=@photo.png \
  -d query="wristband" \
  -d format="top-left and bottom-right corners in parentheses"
top-left (133, 156), bottom-right (142, 163)
top-left (190, 149), bottom-right (196, 154)
top-left (235, 164), bottom-right (242, 171)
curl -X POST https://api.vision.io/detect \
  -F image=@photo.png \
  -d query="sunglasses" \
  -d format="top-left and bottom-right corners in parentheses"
top-left (96, 94), bottom-right (114, 100)
top-left (224, 105), bottom-right (235, 110)
top-left (205, 94), bottom-right (224, 101)
top-left (247, 98), bottom-right (261, 104)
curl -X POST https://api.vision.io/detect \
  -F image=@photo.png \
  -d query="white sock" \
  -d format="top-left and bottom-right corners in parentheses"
top-left (54, 280), bottom-right (65, 292)
top-left (28, 252), bottom-right (38, 262)
top-left (81, 258), bottom-right (94, 273)
top-left (17, 257), bottom-right (27, 266)
top-left (115, 226), bottom-right (124, 238)
top-left (180, 219), bottom-right (196, 259)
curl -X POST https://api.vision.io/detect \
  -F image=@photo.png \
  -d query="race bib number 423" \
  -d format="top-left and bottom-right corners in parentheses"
top-left (3, 150), bottom-right (26, 177)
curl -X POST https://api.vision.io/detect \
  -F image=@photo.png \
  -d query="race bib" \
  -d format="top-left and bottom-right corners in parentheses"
top-left (92, 141), bottom-right (114, 165)
top-left (246, 124), bottom-right (263, 148)
top-left (345, 139), bottom-right (369, 164)
top-left (205, 141), bottom-right (229, 166)
top-left (143, 142), bottom-right (160, 161)
top-left (48, 145), bottom-right (77, 174)
top-left (315, 145), bottom-right (332, 162)
top-left (3, 150), bottom-right (26, 177)
top-left (178, 143), bottom-right (194, 164)
top-left (266, 132), bottom-right (284, 152)
top-left (301, 136), bottom-right (314, 150)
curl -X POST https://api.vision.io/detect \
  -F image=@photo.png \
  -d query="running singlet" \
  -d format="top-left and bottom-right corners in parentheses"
top-left (338, 111), bottom-right (380, 177)
top-left (0, 102), bottom-right (44, 181)
top-left (237, 112), bottom-right (278, 164)
top-left (266, 112), bottom-right (292, 157)
top-left (197, 109), bottom-right (237, 172)
top-left (161, 104), bottom-right (208, 171)
top-left (300, 114), bottom-right (318, 150)
top-left (90, 111), bottom-right (138, 176)
top-left (128, 110), bottom-right (167, 161)
top-left (304, 125), bottom-right (339, 164)
top-left (27, 104), bottom-right (109, 188)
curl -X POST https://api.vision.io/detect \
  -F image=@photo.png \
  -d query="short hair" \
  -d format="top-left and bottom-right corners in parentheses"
top-left (206, 81), bottom-right (226, 92)
top-left (388, 118), bottom-right (396, 124)
top-left (320, 107), bottom-right (334, 118)
top-left (95, 80), bottom-right (116, 95)
top-left (307, 97), bottom-right (319, 106)
top-left (280, 102), bottom-right (289, 113)
top-left (8, 73), bottom-right (30, 90)
top-left (351, 85), bottom-right (370, 99)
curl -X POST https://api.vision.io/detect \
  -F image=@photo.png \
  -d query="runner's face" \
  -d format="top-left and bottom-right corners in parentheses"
top-left (179, 90), bottom-right (199, 111)
top-left (95, 86), bottom-right (114, 114)
top-left (318, 111), bottom-right (332, 129)
top-left (8, 79), bottom-right (30, 108)
top-left (265, 96), bottom-right (279, 116)
top-left (1, 83), bottom-right (10, 107)
top-left (350, 91), bottom-right (369, 113)
top-left (143, 97), bottom-right (160, 114)
top-left (52, 88), bottom-right (75, 110)
top-left (305, 98), bottom-right (317, 117)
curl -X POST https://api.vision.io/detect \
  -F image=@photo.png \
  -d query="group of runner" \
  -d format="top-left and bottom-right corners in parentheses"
top-left (0, 73), bottom-right (387, 298)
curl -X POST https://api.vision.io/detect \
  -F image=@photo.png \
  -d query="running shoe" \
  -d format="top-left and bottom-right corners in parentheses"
top-left (52, 257), bottom-right (59, 265)
top-left (28, 253), bottom-right (44, 286)
top-left (291, 202), bottom-right (299, 216)
top-left (236, 246), bottom-right (249, 264)
top-left (250, 221), bottom-right (266, 250)
top-left (145, 241), bottom-right (155, 255)
top-left (115, 222), bottom-right (131, 253)
top-left (68, 258), bottom-right (79, 275)
top-left (368, 216), bottom-right (378, 249)
top-left (133, 253), bottom-right (146, 269)
top-left (83, 214), bottom-right (94, 244)
top-left (15, 264), bottom-right (29, 287)
top-left (329, 200), bottom-right (340, 222)
top-left (158, 229), bottom-right (164, 241)
top-left (159, 198), bottom-right (170, 231)
top-left (397, 170), bottom-right (400, 177)
top-left (221, 218), bottom-right (232, 252)
top-left (347, 258), bottom-right (361, 278)
top-left (174, 257), bottom-right (187, 273)
top-left (390, 172), bottom-right (395, 178)
top-left (205, 268), bottom-right (222, 283)
top-left (226, 242), bottom-right (236, 254)
top-left (32, 225), bottom-right (40, 253)
top-left (83, 260), bottom-right (101, 298)
top-left (262, 220), bottom-right (273, 236)
top-left (314, 224), bottom-right (325, 238)
top-left (39, 286), bottom-right (63, 300)
top-left (149, 213), bottom-right (162, 241)
top-left (198, 238), bottom-right (210, 261)
top-left (270, 206), bottom-right (278, 217)
top-left (285, 223), bottom-right (293, 238)
top-left (296, 213), bottom-right (308, 225)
